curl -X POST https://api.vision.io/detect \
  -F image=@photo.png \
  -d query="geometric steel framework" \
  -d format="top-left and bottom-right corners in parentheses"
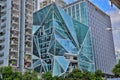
top-left (33, 3), bottom-right (95, 76)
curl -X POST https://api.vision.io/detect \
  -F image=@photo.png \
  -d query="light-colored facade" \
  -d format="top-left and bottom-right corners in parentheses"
top-left (33, 0), bottom-right (39, 12)
top-left (0, 0), bottom-right (33, 72)
top-left (40, 0), bottom-right (66, 9)
top-left (64, 0), bottom-right (116, 75)
top-left (115, 49), bottom-right (120, 63)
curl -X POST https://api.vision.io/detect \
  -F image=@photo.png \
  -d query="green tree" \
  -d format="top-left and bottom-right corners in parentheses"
top-left (0, 66), bottom-right (39, 80)
top-left (67, 68), bottom-right (83, 80)
top-left (82, 71), bottom-right (94, 80)
top-left (112, 60), bottom-right (120, 77)
top-left (22, 70), bottom-right (39, 80)
top-left (12, 71), bottom-right (21, 80)
top-left (41, 72), bottom-right (52, 80)
top-left (94, 70), bottom-right (103, 80)
top-left (0, 66), bottom-right (13, 80)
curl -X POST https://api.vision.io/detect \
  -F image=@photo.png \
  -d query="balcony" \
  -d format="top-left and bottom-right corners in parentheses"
top-left (25, 51), bottom-right (31, 54)
top-left (25, 7), bottom-right (32, 12)
top-left (1, 14), bottom-right (6, 20)
top-left (25, 19), bottom-right (32, 23)
top-left (11, 34), bottom-right (18, 39)
top-left (25, 26), bottom-right (32, 30)
top-left (11, 40), bottom-right (18, 46)
top-left (0, 52), bottom-right (4, 57)
top-left (12, 0), bottom-right (19, 5)
top-left (25, 44), bottom-right (31, 49)
top-left (0, 28), bottom-right (6, 33)
top-left (12, 5), bottom-right (19, 11)
top-left (12, 13), bottom-right (19, 18)
top-left (26, 38), bottom-right (31, 42)
top-left (0, 1), bottom-right (6, 6)
top-left (0, 32), bottom-right (5, 37)
top-left (0, 45), bottom-right (4, 51)
top-left (26, 32), bottom-right (31, 36)
top-left (26, 1), bottom-right (32, 6)
top-left (26, 29), bottom-right (32, 35)
top-left (9, 60), bottom-right (17, 67)
top-left (1, 21), bottom-right (6, 26)
top-left (25, 48), bottom-right (31, 54)
top-left (1, 8), bottom-right (6, 12)
top-left (0, 60), bottom-right (4, 65)
top-left (0, 38), bottom-right (5, 44)
top-left (12, 20), bottom-right (18, 25)
top-left (10, 48), bottom-right (18, 53)
top-left (9, 55), bottom-right (17, 60)
top-left (24, 55), bottom-right (31, 62)
top-left (11, 27), bottom-right (19, 31)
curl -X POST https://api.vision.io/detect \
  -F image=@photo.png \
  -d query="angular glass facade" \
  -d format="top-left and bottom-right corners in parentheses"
top-left (33, 3), bottom-right (95, 76)
top-left (64, 1), bottom-right (116, 75)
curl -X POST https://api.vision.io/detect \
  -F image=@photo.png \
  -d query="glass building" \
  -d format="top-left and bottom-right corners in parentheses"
top-left (64, 0), bottom-right (116, 75)
top-left (33, 3), bottom-right (95, 76)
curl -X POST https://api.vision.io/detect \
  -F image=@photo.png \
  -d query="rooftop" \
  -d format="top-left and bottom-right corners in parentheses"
top-left (110, 0), bottom-right (120, 9)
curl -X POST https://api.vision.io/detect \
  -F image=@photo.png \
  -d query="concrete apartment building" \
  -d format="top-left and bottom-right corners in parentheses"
top-left (40, 0), bottom-right (66, 9)
top-left (0, 0), bottom-right (33, 72)
top-left (33, 0), bottom-right (39, 12)
top-left (63, 0), bottom-right (116, 75)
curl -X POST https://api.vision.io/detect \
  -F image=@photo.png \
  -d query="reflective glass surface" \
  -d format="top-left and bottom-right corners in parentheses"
top-left (33, 3), bottom-right (95, 76)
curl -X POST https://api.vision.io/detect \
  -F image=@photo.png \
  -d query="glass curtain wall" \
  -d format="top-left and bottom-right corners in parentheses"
top-left (33, 3), bottom-right (95, 76)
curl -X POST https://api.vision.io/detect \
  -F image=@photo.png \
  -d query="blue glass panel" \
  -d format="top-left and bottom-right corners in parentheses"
top-left (33, 3), bottom-right (95, 76)
top-left (55, 56), bottom-right (70, 72)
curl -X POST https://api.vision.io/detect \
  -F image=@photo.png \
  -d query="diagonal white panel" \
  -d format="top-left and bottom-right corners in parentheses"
top-left (33, 60), bottom-right (41, 68)
top-left (32, 55), bottom-right (39, 60)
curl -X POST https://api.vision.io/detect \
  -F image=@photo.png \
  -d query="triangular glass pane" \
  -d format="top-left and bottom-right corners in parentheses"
top-left (55, 56), bottom-right (70, 72)
top-left (53, 58), bottom-right (64, 76)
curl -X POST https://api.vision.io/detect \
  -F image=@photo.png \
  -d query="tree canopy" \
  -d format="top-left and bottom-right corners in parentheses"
top-left (0, 66), bottom-right (39, 80)
top-left (0, 66), bottom-right (104, 80)
top-left (41, 69), bottom-right (103, 80)
top-left (112, 60), bottom-right (120, 77)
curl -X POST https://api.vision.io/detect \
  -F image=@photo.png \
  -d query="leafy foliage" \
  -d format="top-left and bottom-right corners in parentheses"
top-left (0, 67), bottom-right (103, 80)
top-left (41, 69), bottom-right (103, 80)
top-left (0, 66), bottom-right (39, 80)
top-left (42, 72), bottom-right (52, 80)
top-left (112, 60), bottom-right (120, 77)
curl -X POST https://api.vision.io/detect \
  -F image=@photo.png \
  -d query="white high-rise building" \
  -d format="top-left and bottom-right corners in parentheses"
top-left (40, 0), bottom-right (66, 9)
top-left (0, 0), bottom-right (33, 72)
top-left (115, 48), bottom-right (120, 63)
top-left (33, 0), bottom-right (39, 12)
top-left (64, 0), bottom-right (116, 76)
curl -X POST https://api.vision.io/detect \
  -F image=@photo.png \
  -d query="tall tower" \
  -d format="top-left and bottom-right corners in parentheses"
top-left (0, 0), bottom-right (20, 69)
top-left (64, 0), bottom-right (116, 75)
top-left (40, 0), bottom-right (66, 9)
top-left (33, 0), bottom-right (39, 12)
top-left (0, 0), bottom-right (33, 72)
top-left (19, 0), bottom-right (33, 72)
